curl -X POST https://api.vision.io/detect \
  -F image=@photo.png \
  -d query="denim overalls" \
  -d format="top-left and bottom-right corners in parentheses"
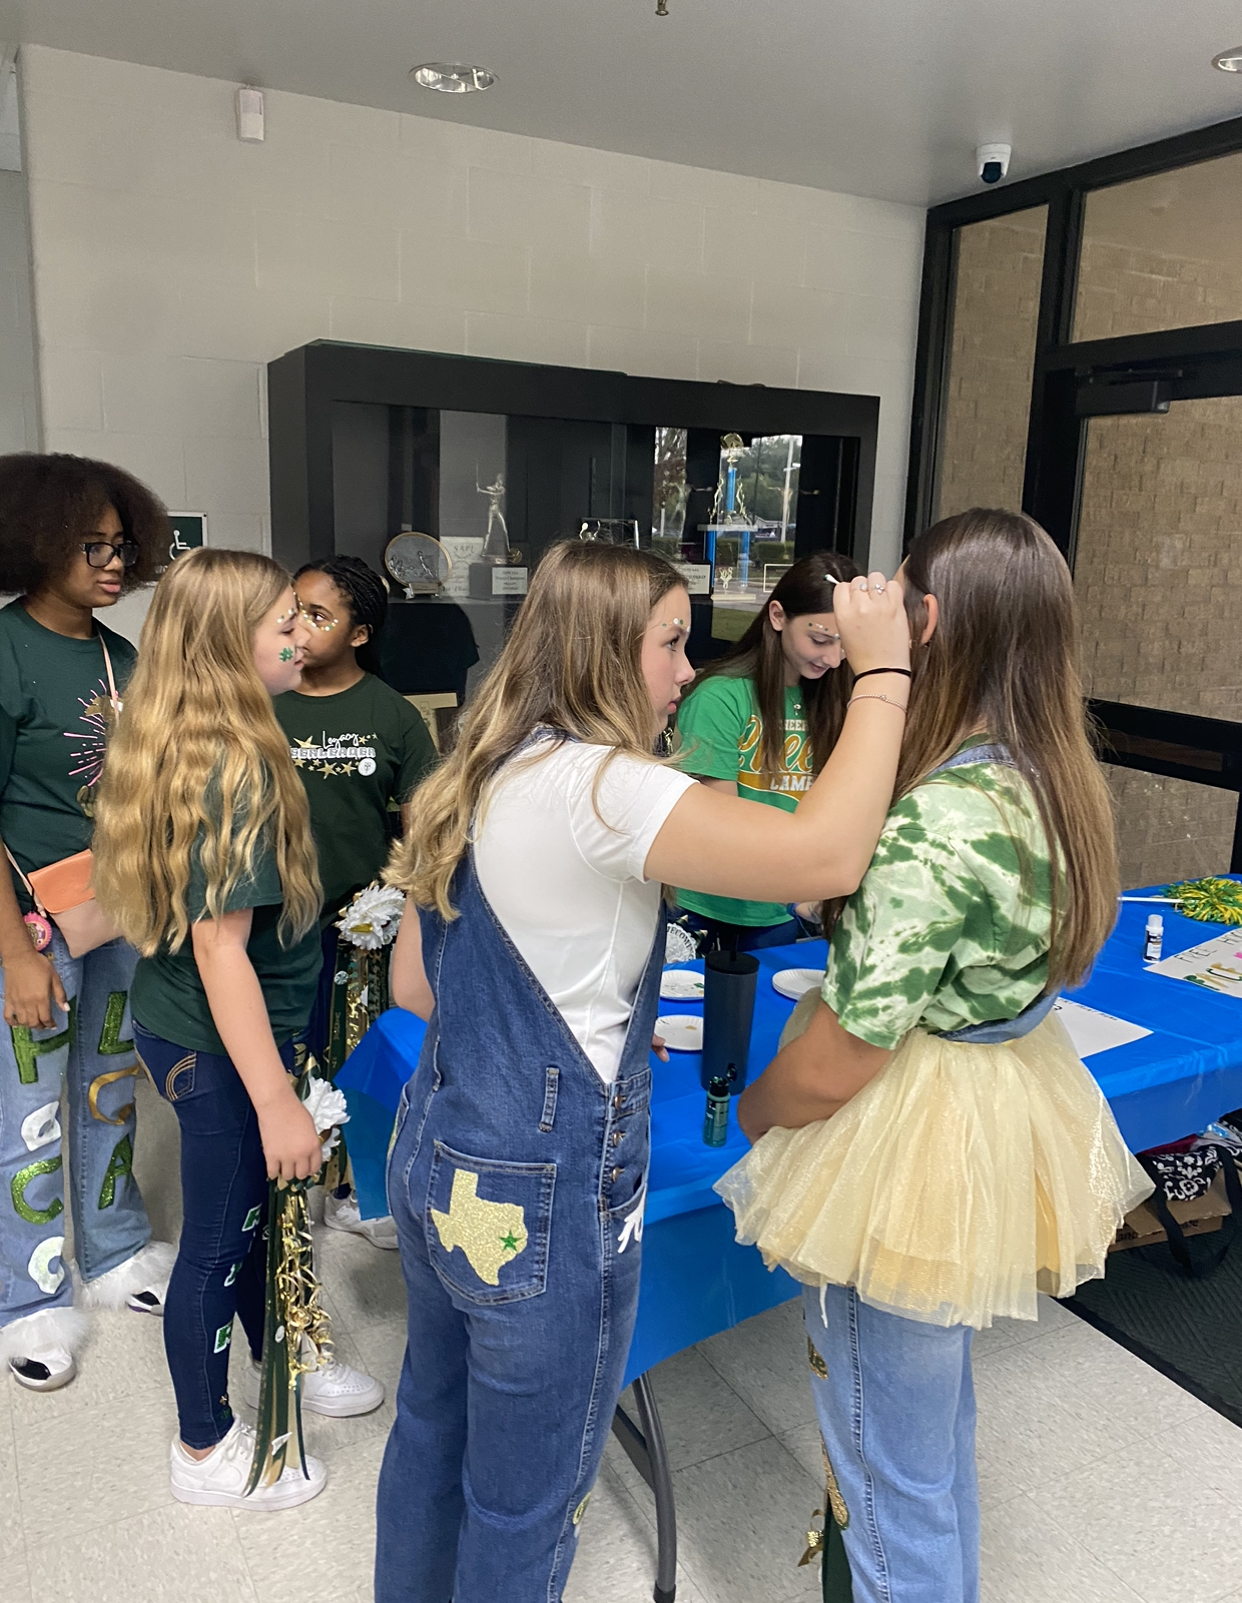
top-left (375, 850), bottom-right (661, 1603)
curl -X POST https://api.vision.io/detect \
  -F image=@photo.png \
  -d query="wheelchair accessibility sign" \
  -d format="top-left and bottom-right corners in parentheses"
top-left (168, 514), bottom-right (207, 563)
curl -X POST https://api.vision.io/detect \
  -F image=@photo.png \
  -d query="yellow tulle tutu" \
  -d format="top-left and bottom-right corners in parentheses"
top-left (714, 1011), bottom-right (1152, 1329)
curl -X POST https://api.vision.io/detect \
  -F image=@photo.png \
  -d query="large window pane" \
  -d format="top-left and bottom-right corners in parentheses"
top-left (1074, 153), bottom-right (1242, 342)
top-left (1076, 396), bottom-right (1242, 886)
top-left (935, 207), bottom-right (1047, 520)
top-left (1102, 768), bottom-right (1235, 891)
top-left (1075, 398), bottom-right (1242, 719)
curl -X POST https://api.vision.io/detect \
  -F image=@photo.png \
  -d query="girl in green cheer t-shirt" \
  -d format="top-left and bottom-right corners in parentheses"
top-left (673, 551), bottom-right (859, 950)
top-left (0, 452), bottom-right (176, 1396)
top-left (275, 555), bottom-right (436, 1248)
top-left (94, 548), bottom-right (382, 1514)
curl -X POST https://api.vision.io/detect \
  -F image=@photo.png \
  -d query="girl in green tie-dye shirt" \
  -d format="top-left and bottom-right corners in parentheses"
top-left (718, 510), bottom-right (1150, 1603)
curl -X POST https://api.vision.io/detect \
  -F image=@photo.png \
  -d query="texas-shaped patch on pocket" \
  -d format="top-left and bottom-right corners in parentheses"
top-left (426, 1142), bottom-right (554, 1304)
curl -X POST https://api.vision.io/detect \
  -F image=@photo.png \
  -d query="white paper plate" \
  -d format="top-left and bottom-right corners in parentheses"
top-left (654, 1014), bottom-right (705, 1052)
top-left (661, 968), bottom-right (705, 1001)
top-left (771, 967), bottom-right (823, 1001)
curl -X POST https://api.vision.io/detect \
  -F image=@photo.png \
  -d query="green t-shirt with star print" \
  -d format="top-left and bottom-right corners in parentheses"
top-left (0, 600), bottom-right (136, 908)
top-left (823, 752), bottom-right (1054, 1050)
top-left (274, 673), bottom-right (436, 921)
top-left (674, 675), bottom-right (812, 928)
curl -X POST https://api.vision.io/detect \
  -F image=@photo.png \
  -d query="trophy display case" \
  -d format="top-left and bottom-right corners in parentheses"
top-left (268, 343), bottom-right (879, 707)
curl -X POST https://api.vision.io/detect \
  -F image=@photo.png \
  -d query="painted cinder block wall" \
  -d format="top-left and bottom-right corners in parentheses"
top-left (17, 43), bottom-right (925, 643)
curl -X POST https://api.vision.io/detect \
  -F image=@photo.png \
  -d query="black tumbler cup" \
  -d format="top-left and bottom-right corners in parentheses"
top-left (700, 950), bottom-right (760, 1094)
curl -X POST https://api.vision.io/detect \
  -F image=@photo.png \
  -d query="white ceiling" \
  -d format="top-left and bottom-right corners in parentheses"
top-left (5, 0), bottom-right (1242, 206)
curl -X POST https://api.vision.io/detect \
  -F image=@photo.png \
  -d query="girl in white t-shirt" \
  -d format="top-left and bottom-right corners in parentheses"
top-left (374, 540), bottom-right (910, 1603)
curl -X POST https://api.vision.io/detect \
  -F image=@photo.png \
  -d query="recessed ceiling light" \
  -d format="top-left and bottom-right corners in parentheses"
top-left (410, 63), bottom-right (497, 93)
top-left (1213, 47), bottom-right (1242, 72)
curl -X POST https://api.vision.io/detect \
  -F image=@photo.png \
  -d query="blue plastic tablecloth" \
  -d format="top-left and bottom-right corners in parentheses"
top-left (337, 888), bottom-right (1242, 1383)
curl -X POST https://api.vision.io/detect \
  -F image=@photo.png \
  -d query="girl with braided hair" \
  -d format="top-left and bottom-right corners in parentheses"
top-left (274, 556), bottom-right (436, 1246)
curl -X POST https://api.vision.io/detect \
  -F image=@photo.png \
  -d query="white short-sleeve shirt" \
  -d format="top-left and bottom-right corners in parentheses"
top-left (472, 738), bottom-right (695, 1082)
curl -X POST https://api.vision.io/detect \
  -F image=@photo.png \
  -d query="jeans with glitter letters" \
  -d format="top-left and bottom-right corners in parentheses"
top-left (0, 931), bottom-right (151, 1334)
top-left (375, 852), bottom-right (659, 1603)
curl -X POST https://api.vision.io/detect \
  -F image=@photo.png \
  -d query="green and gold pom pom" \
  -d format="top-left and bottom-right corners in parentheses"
top-left (1166, 877), bottom-right (1242, 925)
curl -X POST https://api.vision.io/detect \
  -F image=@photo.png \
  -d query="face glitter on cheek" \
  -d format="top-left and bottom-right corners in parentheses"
top-left (279, 647), bottom-right (294, 662)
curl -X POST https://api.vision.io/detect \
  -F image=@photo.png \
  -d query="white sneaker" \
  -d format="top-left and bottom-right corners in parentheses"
top-left (323, 1189), bottom-right (399, 1250)
top-left (170, 1418), bottom-right (326, 1511)
top-left (242, 1355), bottom-right (385, 1418)
top-left (9, 1344), bottom-right (75, 1391)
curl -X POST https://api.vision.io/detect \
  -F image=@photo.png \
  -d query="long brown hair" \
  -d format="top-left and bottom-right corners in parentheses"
top-left (899, 508), bottom-right (1118, 990)
top-left (387, 541), bottom-right (684, 919)
top-left (93, 549), bottom-right (321, 954)
top-left (681, 551), bottom-right (859, 776)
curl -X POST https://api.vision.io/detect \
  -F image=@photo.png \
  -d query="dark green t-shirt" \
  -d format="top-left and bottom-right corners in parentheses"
top-left (273, 674), bottom-right (436, 920)
top-left (0, 601), bottom-right (136, 904)
top-left (131, 811), bottom-right (323, 1056)
top-left (674, 675), bottom-right (811, 928)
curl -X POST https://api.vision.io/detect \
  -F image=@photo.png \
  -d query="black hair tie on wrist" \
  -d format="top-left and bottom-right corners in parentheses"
top-left (853, 667), bottom-right (913, 681)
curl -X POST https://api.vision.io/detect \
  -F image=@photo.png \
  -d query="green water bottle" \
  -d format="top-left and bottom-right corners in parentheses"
top-left (702, 1073), bottom-right (731, 1147)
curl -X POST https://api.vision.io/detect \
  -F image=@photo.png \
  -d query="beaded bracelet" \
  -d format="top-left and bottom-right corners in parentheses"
top-left (848, 692), bottom-right (908, 711)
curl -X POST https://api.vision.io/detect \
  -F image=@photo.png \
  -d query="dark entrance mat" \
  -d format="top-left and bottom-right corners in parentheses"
top-left (1066, 1226), bottom-right (1242, 1428)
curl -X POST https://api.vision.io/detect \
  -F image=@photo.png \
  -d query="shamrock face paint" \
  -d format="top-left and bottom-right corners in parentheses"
top-left (254, 587), bottom-right (310, 694)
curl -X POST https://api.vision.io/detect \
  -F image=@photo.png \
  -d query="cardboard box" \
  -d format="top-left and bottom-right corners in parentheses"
top-left (1110, 1168), bottom-right (1232, 1253)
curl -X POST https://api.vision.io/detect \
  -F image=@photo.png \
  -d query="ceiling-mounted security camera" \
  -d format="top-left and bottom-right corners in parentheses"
top-left (976, 143), bottom-right (1011, 184)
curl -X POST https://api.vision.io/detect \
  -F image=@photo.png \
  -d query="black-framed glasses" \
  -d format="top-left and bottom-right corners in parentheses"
top-left (81, 539), bottom-right (140, 569)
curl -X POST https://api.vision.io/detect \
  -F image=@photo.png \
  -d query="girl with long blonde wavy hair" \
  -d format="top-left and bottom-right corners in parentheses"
top-left (93, 547), bottom-right (381, 1514)
top-left (374, 538), bottom-right (914, 1602)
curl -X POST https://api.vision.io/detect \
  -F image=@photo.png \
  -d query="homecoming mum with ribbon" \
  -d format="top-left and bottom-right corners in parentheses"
top-left (376, 539), bottom-right (911, 1603)
top-left (92, 548), bottom-right (381, 1512)
top-left (717, 509), bottom-right (1152, 1603)
top-left (0, 452), bottom-right (176, 1394)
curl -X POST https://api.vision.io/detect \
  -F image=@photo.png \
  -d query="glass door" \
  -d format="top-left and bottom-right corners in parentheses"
top-left (1073, 394), bottom-right (1242, 886)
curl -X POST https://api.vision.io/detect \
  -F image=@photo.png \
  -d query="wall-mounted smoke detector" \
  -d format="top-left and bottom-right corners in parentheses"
top-left (1212, 48), bottom-right (1242, 72)
top-left (410, 63), bottom-right (497, 94)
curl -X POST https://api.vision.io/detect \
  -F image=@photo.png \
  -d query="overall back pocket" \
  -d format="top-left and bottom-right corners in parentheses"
top-left (426, 1140), bottom-right (556, 1305)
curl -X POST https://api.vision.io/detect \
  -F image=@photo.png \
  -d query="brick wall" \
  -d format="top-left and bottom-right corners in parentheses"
top-left (1103, 767), bottom-right (1236, 892)
top-left (935, 208), bottom-right (1045, 518)
top-left (1075, 395), bottom-right (1242, 887)
top-left (1074, 236), bottom-right (1242, 342)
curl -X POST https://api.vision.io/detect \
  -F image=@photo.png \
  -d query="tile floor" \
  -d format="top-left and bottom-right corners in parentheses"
top-left (3, 1076), bottom-right (1241, 1603)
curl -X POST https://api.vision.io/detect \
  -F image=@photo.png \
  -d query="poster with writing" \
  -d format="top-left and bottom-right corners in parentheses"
top-left (1145, 929), bottom-right (1242, 997)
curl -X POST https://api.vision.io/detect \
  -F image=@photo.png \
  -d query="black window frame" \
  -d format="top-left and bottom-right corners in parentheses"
top-left (908, 113), bottom-right (1242, 872)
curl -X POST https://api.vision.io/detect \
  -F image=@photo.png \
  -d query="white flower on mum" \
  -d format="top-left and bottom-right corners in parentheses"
top-left (301, 1076), bottom-right (350, 1137)
top-left (337, 883), bottom-right (406, 950)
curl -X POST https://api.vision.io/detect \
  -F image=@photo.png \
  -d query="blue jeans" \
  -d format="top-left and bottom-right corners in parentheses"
top-left (134, 1022), bottom-right (285, 1449)
top-left (803, 1284), bottom-right (979, 1603)
top-left (0, 932), bottom-right (151, 1332)
top-left (374, 854), bottom-right (659, 1603)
